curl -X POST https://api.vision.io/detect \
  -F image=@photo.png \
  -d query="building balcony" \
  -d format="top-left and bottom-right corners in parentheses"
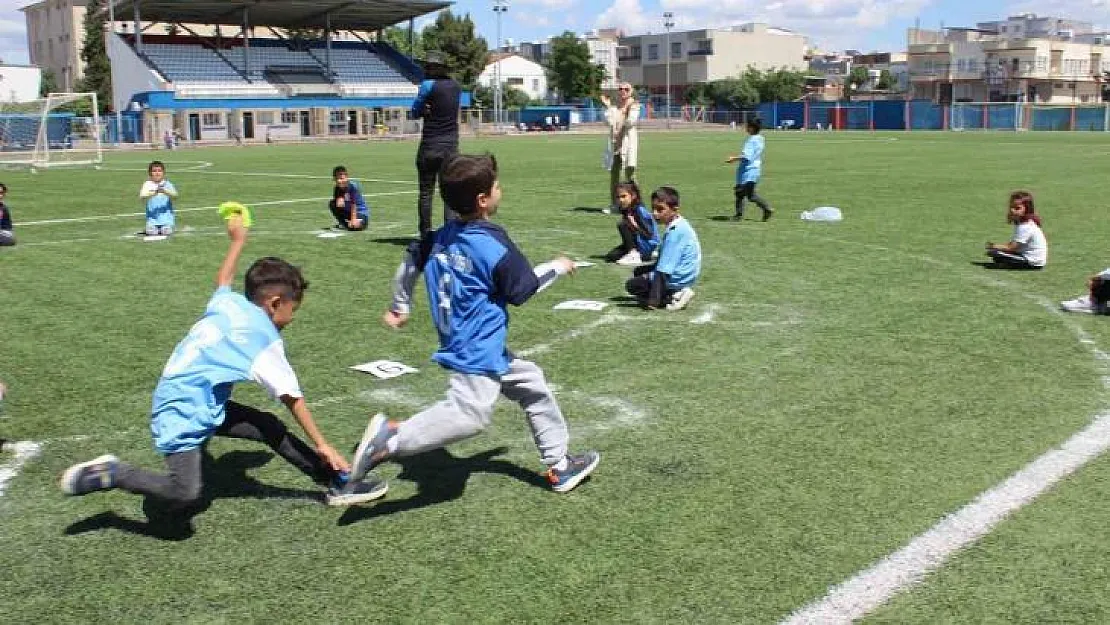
top-left (688, 48), bottom-right (712, 56)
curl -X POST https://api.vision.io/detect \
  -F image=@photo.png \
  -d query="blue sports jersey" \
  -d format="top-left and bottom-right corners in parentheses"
top-left (629, 203), bottom-right (659, 257)
top-left (334, 180), bottom-right (370, 220)
top-left (656, 216), bottom-right (702, 290)
top-left (142, 179), bottom-right (177, 228)
top-left (150, 287), bottom-right (302, 454)
top-left (420, 220), bottom-right (540, 375)
top-left (737, 134), bottom-right (765, 184)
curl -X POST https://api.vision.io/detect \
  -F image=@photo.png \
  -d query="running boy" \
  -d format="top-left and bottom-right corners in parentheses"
top-left (625, 187), bottom-right (702, 311)
top-left (60, 213), bottom-right (386, 509)
top-left (330, 165), bottom-right (370, 231)
top-left (140, 161), bottom-right (178, 236)
top-left (350, 153), bottom-right (600, 493)
top-left (725, 118), bottom-right (773, 221)
top-left (0, 183), bottom-right (14, 246)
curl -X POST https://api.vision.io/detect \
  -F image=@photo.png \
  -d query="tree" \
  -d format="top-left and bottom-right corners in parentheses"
top-left (757, 68), bottom-right (811, 102)
top-left (421, 11), bottom-right (489, 88)
top-left (876, 69), bottom-right (894, 90)
top-left (473, 83), bottom-right (531, 109)
top-left (381, 25), bottom-right (425, 59)
top-left (77, 0), bottom-right (112, 111)
top-left (846, 66), bottom-right (871, 97)
top-left (544, 31), bottom-right (605, 101)
top-left (39, 69), bottom-right (58, 97)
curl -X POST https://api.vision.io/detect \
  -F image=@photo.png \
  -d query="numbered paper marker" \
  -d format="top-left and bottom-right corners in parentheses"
top-left (553, 300), bottom-right (608, 311)
top-left (350, 360), bottom-right (420, 379)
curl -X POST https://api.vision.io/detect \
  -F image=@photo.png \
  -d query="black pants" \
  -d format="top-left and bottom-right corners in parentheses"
top-left (328, 201), bottom-right (368, 230)
top-left (115, 401), bottom-right (337, 507)
top-left (734, 182), bottom-right (771, 217)
top-left (605, 219), bottom-right (639, 261)
top-left (987, 249), bottom-right (1042, 270)
top-left (1093, 277), bottom-right (1110, 309)
top-left (625, 263), bottom-right (676, 306)
top-left (416, 142), bottom-right (458, 235)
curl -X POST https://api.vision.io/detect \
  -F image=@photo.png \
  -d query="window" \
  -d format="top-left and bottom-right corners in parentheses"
top-left (631, 45), bottom-right (641, 58)
top-left (202, 112), bottom-right (222, 126)
top-left (281, 111), bottom-right (298, 124)
top-left (257, 111), bottom-right (274, 125)
top-left (507, 77), bottom-right (524, 86)
top-left (671, 42), bottom-right (682, 58)
top-left (329, 110), bottom-right (345, 123)
top-left (532, 79), bottom-right (539, 91)
top-left (647, 43), bottom-right (658, 61)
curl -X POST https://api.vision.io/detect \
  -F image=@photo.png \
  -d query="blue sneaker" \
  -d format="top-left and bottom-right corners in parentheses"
top-left (325, 473), bottom-right (389, 506)
top-left (349, 413), bottom-right (398, 482)
top-left (545, 451), bottom-right (600, 493)
top-left (60, 454), bottom-right (120, 495)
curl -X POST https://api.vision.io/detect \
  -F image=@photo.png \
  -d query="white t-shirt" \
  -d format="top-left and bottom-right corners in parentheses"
top-left (1012, 221), bottom-right (1047, 267)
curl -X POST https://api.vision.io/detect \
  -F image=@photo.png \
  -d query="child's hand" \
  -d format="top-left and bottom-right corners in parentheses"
top-left (315, 443), bottom-right (350, 473)
top-left (348, 218), bottom-right (363, 229)
top-left (226, 215), bottom-right (247, 242)
top-left (725, 156), bottom-right (739, 163)
top-left (382, 309), bottom-right (409, 328)
top-left (599, 95), bottom-right (611, 108)
top-left (335, 197), bottom-right (345, 208)
top-left (553, 256), bottom-right (577, 276)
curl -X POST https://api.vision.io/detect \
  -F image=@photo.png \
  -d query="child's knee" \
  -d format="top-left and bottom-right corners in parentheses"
top-left (170, 479), bottom-right (203, 506)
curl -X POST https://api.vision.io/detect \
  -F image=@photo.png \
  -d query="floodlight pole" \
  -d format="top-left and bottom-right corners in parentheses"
top-left (493, 0), bottom-right (509, 128)
top-left (107, 0), bottom-right (122, 143)
top-left (663, 12), bottom-right (674, 130)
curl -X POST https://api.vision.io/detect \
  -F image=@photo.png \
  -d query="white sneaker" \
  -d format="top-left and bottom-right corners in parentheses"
top-left (615, 250), bottom-right (643, 266)
top-left (666, 288), bottom-right (695, 311)
top-left (1061, 295), bottom-right (1096, 314)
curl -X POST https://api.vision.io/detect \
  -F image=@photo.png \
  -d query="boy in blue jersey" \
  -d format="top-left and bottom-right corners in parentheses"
top-left (329, 165), bottom-right (369, 231)
top-left (726, 118), bottom-right (773, 221)
top-left (625, 187), bottom-right (702, 311)
top-left (351, 153), bottom-right (600, 493)
top-left (139, 161), bottom-right (178, 236)
top-left (60, 214), bottom-right (387, 510)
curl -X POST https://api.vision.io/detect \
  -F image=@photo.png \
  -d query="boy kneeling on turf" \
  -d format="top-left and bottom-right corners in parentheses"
top-left (625, 186), bottom-right (702, 311)
top-left (330, 165), bottom-right (369, 231)
top-left (61, 212), bottom-right (386, 510)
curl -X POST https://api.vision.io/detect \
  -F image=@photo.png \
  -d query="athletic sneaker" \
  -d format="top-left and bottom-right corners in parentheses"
top-left (616, 250), bottom-right (643, 266)
top-left (666, 288), bottom-right (696, 311)
top-left (761, 207), bottom-right (775, 222)
top-left (60, 454), bottom-right (120, 495)
top-left (546, 451), bottom-right (600, 493)
top-left (1061, 295), bottom-right (1097, 314)
top-left (350, 413), bottom-right (398, 482)
top-left (325, 474), bottom-right (389, 506)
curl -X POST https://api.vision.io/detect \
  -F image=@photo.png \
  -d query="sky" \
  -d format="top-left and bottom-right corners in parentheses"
top-left (1, 0), bottom-right (1107, 66)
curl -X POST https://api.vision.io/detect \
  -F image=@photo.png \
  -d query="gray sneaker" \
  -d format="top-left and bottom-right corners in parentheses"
top-left (545, 451), bottom-right (600, 493)
top-left (350, 413), bottom-right (398, 482)
top-left (325, 474), bottom-right (389, 506)
top-left (60, 454), bottom-right (120, 495)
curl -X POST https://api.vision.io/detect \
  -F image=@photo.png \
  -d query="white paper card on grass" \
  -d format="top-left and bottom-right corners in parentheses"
top-left (350, 360), bottom-right (419, 379)
top-left (142, 235), bottom-right (168, 242)
top-left (553, 300), bottom-right (608, 311)
top-left (317, 231), bottom-right (345, 239)
top-left (573, 260), bottom-right (596, 268)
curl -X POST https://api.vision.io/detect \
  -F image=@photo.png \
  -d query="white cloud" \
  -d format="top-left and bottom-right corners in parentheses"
top-left (513, 0), bottom-right (580, 8)
top-left (595, 0), bottom-right (934, 50)
top-left (0, 14), bottom-right (28, 65)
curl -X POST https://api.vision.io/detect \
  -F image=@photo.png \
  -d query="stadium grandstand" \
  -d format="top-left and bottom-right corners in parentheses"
top-left (103, 0), bottom-right (465, 143)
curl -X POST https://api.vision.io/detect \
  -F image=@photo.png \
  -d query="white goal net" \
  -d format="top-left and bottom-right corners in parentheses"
top-left (0, 92), bottom-right (103, 169)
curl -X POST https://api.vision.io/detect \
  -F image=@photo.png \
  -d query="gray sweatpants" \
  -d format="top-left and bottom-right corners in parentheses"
top-left (394, 358), bottom-right (569, 466)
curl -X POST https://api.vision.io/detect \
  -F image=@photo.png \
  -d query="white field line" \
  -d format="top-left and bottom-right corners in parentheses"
top-left (781, 233), bottom-right (1110, 624)
top-left (0, 441), bottom-right (42, 498)
top-left (20, 223), bottom-right (410, 248)
top-left (21, 190), bottom-right (418, 227)
top-left (690, 304), bottom-right (721, 325)
top-left (96, 166), bottom-right (418, 185)
top-left (516, 312), bottom-right (633, 358)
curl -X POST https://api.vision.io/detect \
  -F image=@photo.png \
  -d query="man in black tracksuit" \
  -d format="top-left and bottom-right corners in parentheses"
top-left (411, 53), bottom-right (462, 236)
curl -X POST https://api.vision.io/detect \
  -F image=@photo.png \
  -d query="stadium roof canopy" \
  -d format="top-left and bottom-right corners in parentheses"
top-left (106, 0), bottom-right (452, 31)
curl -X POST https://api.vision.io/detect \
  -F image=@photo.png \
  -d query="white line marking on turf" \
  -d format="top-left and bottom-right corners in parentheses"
top-left (779, 232), bottom-right (1110, 624)
top-left (97, 168), bottom-right (417, 185)
top-left (0, 441), bottom-right (42, 498)
top-left (516, 312), bottom-right (633, 358)
top-left (783, 413), bottom-right (1110, 625)
top-left (691, 304), bottom-right (722, 325)
top-left (21, 191), bottom-right (417, 227)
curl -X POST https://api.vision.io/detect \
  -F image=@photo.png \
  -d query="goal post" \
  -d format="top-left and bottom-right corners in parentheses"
top-left (0, 92), bottom-right (103, 169)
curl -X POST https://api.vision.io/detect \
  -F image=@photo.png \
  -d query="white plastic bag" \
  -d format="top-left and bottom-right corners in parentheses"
top-left (800, 206), bottom-right (843, 222)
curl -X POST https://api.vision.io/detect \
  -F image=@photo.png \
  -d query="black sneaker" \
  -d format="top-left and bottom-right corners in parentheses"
top-left (60, 454), bottom-right (120, 495)
top-left (732, 213), bottom-right (744, 221)
top-left (545, 451), bottom-right (600, 493)
top-left (325, 474), bottom-right (389, 506)
top-left (761, 207), bottom-right (774, 222)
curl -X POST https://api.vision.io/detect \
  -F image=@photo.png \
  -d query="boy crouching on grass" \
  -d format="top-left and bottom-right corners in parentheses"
top-left (60, 213), bottom-right (387, 511)
top-left (625, 186), bottom-right (702, 311)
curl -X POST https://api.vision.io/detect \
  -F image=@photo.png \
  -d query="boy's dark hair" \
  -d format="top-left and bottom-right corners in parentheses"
top-left (245, 257), bottom-right (309, 304)
top-left (148, 160), bottom-right (165, 173)
top-left (332, 165), bottom-right (348, 178)
top-left (651, 186), bottom-right (680, 209)
top-left (0, 182), bottom-right (7, 193)
top-left (747, 118), bottom-right (763, 134)
top-left (440, 153), bottom-right (498, 216)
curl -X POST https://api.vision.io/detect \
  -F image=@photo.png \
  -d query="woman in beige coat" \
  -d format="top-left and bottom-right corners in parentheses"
top-left (600, 83), bottom-right (641, 211)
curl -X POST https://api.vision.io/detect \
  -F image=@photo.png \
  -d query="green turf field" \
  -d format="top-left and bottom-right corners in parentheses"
top-left (2, 131), bottom-right (1110, 623)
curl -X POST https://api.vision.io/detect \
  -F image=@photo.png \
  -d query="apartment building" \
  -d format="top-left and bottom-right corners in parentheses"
top-left (21, 0), bottom-right (87, 92)
top-left (908, 18), bottom-right (1110, 103)
top-left (618, 23), bottom-right (806, 103)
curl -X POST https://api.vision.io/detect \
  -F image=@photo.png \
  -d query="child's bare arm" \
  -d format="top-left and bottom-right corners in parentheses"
top-left (216, 215), bottom-right (247, 288)
top-left (281, 395), bottom-right (349, 472)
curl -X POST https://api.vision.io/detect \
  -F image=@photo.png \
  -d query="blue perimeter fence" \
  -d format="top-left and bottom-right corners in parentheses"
top-left (750, 100), bottom-right (1110, 131)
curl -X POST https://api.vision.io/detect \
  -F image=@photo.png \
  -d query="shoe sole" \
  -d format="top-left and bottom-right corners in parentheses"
top-left (551, 453), bottom-right (601, 493)
top-left (668, 291), bottom-right (695, 311)
top-left (325, 480), bottom-right (389, 506)
top-left (349, 413), bottom-right (387, 483)
top-left (60, 454), bottom-right (119, 495)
